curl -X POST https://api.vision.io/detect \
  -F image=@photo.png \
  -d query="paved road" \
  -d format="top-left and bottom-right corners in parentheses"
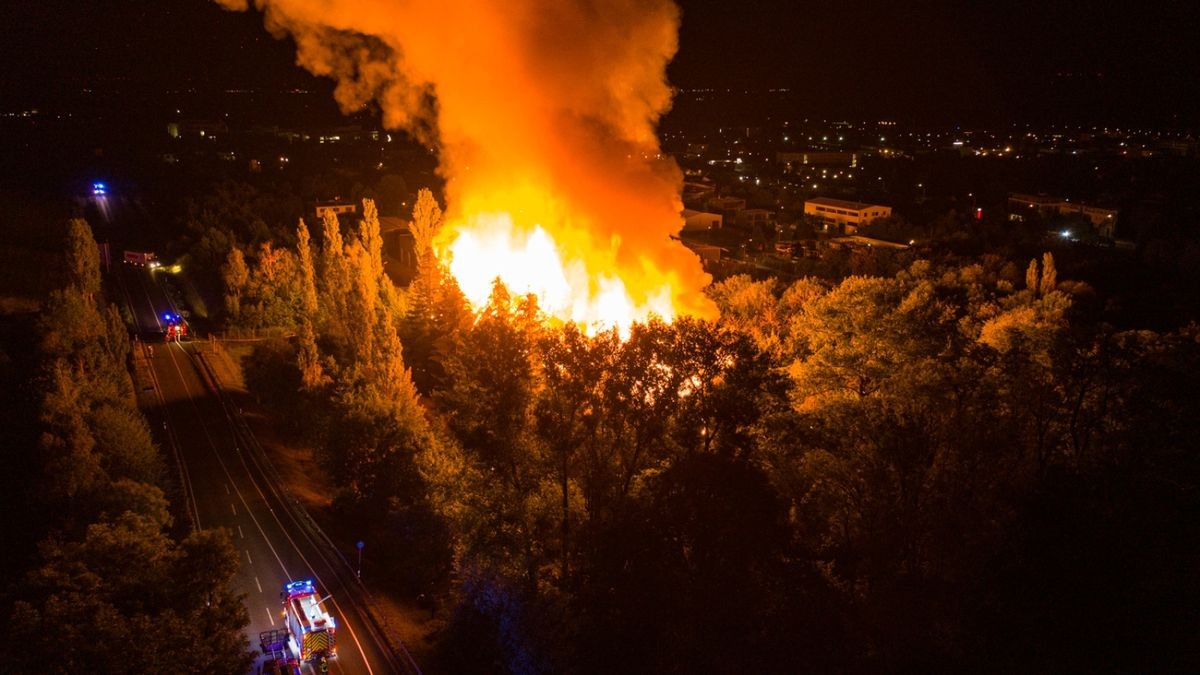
top-left (118, 263), bottom-right (410, 675)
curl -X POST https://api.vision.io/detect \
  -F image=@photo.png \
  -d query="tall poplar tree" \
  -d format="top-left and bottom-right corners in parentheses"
top-left (295, 219), bottom-right (324, 389)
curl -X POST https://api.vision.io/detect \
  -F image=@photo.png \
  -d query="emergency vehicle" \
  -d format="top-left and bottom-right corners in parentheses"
top-left (123, 250), bottom-right (160, 268)
top-left (164, 320), bottom-right (187, 342)
top-left (282, 580), bottom-right (337, 663)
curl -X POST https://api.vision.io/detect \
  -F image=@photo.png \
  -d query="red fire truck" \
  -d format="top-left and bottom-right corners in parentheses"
top-left (123, 250), bottom-right (160, 268)
top-left (282, 579), bottom-right (337, 664)
top-left (164, 316), bottom-right (187, 342)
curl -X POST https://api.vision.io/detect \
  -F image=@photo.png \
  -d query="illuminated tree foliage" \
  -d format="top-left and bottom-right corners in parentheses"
top-left (217, 187), bottom-right (1199, 673)
top-left (295, 218), bottom-right (325, 390)
top-left (425, 261), bottom-right (1198, 673)
top-left (317, 206), bottom-right (352, 341)
top-left (220, 246), bottom-right (248, 322)
top-left (64, 218), bottom-right (101, 299)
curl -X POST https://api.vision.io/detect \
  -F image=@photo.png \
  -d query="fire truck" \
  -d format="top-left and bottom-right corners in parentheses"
top-left (258, 629), bottom-right (301, 675)
top-left (164, 319), bottom-right (187, 342)
top-left (282, 579), bottom-right (337, 664)
top-left (123, 250), bottom-right (160, 268)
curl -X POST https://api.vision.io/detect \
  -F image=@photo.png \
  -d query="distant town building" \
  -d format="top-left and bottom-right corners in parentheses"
top-left (167, 119), bottom-right (228, 139)
top-left (804, 197), bottom-right (891, 234)
top-left (315, 201), bottom-right (357, 220)
top-left (736, 208), bottom-right (773, 229)
top-left (681, 209), bottom-right (723, 232)
top-left (706, 196), bottom-right (747, 220)
top-left (682, 180), bottom-right (717, 207)
top-left (828, 235), bottom-right (910, 251)
top-left (1007, 193), bottom-right (1118, 238)
top-left (777, 151), bottom-right (858, 172)
top-left (1159, 138), bottom-right (1198, 157)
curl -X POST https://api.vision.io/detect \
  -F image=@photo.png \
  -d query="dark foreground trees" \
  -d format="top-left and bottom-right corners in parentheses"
top-left (0, 219), bottom-right (252, 673)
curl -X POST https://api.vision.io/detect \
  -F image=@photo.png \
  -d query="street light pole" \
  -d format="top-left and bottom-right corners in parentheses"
top-left (356, 540), bottom-right (364, 580)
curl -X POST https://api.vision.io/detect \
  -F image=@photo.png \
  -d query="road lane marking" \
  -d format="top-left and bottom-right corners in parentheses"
top-left (238, 525), bottom-right (244, 539)
top-left (230, 502), bottom-right (237, 516)
top-left (225, 483), bottom-right (231, 495)
top-left (161, 345), bottom-right (380, 674)
top-left (231, 439), bottom-right (378, 675)
top-left (266, 607), bottom-right (275, 626)
top-left (246, 550), bottom-right (253, 565)
top-left (255, 576), bottom-right (263, 593)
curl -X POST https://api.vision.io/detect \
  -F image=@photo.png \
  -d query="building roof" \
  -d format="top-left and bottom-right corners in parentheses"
top-left (1008, 193), bottom-right (1061, 206)
top-left (830, 236), bottom-right (910, 250)
top-left (1009, 193), bottom-right (1118, 213)
top-left (806, 197), bottom-right (887, 211)
top-left (681, 209), bottom-right (720, 218)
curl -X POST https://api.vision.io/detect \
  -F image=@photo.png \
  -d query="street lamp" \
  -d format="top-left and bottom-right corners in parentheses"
top-left (356, 540), bottom-right (364, 579)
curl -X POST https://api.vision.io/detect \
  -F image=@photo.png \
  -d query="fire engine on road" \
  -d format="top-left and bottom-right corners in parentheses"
top-left (282, 579), bottom-right (337, 666)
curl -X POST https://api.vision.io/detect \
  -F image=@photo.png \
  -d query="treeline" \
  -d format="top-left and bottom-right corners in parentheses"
top-left (231, 195), bottom-right (1199, 673)
top-left (0, 220), bottom-right (252, 673)
top-left (174, 173), bottom-right (416, 293)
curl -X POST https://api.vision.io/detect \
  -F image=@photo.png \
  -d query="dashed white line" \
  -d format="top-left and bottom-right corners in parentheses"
top-left (225, 483), bottom-right (231, 495)
top-left (161, 346), bottom-right (381, 674)
top-left (245, 550), bottom-right (253, 565)
top-left (230, 502), bottom-right (237, 516)
top-left (255, 576), bottom-right (263, 593)
top-left (238, 525), bottom-right (244, 539)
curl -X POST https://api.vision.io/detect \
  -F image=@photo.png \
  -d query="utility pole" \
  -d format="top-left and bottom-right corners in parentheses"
top-left (356, 540), bottom-right (364, 579)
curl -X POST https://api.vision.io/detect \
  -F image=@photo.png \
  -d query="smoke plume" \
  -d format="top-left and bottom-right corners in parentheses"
top-left (217, 0), bottom-right (715, 324)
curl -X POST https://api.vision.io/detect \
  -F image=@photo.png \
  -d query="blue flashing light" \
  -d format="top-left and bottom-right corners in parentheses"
top-left (92, 182), bottom-right (107, 196)
top-left (284, 579), bottom-right (317, 598)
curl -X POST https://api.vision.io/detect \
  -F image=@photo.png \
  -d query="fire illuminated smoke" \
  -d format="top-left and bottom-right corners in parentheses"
top-left (216, 0), bottom-right (716, 332)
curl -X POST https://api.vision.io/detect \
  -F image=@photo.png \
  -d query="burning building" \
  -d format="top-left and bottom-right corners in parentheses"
top-left (217, 0), bottom-right (716, 332)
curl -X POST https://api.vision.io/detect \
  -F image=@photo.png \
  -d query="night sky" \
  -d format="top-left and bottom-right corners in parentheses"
top-left (4, 0), bottom-right (1198, 125)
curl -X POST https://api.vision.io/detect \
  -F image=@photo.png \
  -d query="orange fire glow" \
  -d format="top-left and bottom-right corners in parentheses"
top-left (439, 212), bottom-right (678, 334)
top-left (218, 0), bottom-right (716, 331)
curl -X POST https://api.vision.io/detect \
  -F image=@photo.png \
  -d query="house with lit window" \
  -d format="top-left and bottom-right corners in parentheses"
top-left (803, 197), bottom-right (891, 234)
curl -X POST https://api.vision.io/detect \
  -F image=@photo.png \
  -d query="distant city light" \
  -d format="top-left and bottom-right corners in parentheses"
top-left (1060, 230), bottom-right (1072, 238)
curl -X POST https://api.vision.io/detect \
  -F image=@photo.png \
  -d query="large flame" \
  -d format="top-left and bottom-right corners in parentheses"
top-left (441, 212), bottom-right (676, 333)
top-left (217, 0), bottom-right (716, 330)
